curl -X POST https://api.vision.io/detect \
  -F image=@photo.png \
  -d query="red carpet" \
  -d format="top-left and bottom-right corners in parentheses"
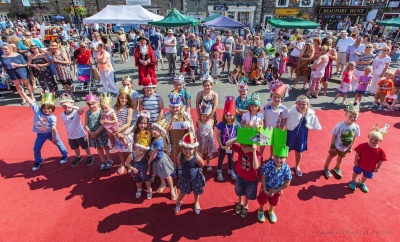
top-left (1, 106), bottom-right (399, 241)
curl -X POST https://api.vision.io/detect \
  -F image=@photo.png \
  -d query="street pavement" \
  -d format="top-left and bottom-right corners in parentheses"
top-left (0, 52), bottom-right (388, 111)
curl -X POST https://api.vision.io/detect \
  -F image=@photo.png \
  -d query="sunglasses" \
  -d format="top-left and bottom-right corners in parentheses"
top-left (80, 46), bottom-right (87, 48)
top-left (382, 50), bottom-right (389, 51)
top-left (365, 47), bottom-right (372, 48)
top-left (25, 35), bottom-right (31, 37)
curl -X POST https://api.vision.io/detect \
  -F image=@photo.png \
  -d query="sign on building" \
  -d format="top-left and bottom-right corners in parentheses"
top-left (126, 0), bottom-right (151, 5)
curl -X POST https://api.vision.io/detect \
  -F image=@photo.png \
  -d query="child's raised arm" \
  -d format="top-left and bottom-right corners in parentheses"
top-left (252, 144), bottom-right (259, 170)
top-left (225, 137), bottom-right (237, 147)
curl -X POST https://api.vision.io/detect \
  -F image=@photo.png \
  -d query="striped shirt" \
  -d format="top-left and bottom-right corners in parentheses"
top-left (355, 53), bottom-right (375, 71)
top-left (141, 94), bottom-right (161, 123)
top-left (116, 106), bottom-right (130, 126)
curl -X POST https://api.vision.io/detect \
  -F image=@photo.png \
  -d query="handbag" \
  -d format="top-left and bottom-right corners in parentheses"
top-left (91, 67), bottom-right (100, 80)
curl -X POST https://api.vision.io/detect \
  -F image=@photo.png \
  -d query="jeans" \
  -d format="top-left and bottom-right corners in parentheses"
top-left (100, 70), bottom-right (118, 94)
top-left (166, 52), bottom-right (176, 74)
top-left (218, 148), bottom-right (234, 170)
top-left (33, 132), bottom-right (68, 163)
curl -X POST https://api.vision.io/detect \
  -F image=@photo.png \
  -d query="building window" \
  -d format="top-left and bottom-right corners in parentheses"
top-left (388, 1), bottom-right (400, 8)
top-left (300, 0), bottom-right (314, 7)
top-left (148, 9), bottom-right (160, 15)
top-left (276, 0), bottom-right (289, 7)
top-left (74, 0), bottom-right (85, 6)
top-left (238, 12), bottom-right (251, 26)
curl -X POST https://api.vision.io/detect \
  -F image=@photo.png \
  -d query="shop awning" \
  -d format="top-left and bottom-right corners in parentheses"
top-left (376, 17), bottom-right (400, 27)
top-left (268, 18), bottom-right (319, 29)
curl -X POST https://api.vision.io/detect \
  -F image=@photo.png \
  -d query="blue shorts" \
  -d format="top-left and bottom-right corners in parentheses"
top-left (235, 175), bottom-right (258, 200)
top-left (355, 90), bottom-right (366, 95)
top-left (222, 52), bottom-right (232, 63)
top-left (154, 50), bottom-right (160, 60)
top-left (353, 165), bottom-right (374, 179)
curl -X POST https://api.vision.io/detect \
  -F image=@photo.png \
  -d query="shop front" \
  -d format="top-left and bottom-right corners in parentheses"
top-left (207, 5), bottom-right (256, 28)
top-left (316, 6), bottom-right (369, 30)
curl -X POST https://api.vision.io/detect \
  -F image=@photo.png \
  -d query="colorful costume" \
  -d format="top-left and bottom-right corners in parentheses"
top-left (134, 37), bottom-right (156, 85)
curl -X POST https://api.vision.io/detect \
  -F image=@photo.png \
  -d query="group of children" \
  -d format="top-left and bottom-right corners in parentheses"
top-left (21, 71), bottom-right (388, 224)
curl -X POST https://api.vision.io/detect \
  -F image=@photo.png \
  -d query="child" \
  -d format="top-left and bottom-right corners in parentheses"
top-left (84, 93), bottom-right (112, 171)
top-left (261, 85), bottom-right (289, 164)
top-left (132, 110), bottom-right (151, 144)
top-left (0, 72), bottom-right (11, 90)
top-left (202, 53), bottom-right (211, 76)
top-left (353, 66), bottom-right (373, 105)
top-left (149, 119), bottom-right (178, 200)
top-left (216, 96), bottom-right (238, 181)
top-left (164, 92), bottom-right (194, 177)
top-left (250, 67), bottom-right (266, 85)
top-left (60, 94), bottom-right (93, 167)
top-left (198, 45), bottom-right (207, 77)
top-left (372, 71), bottom-right (394, 111)
top-left (225, 137), bottom-right (261, 219)
top-left (271, 53), bottom-right (280, 78)
top-left (173, 74), bottom-right (191, 113)
top-left (196, 75), bottom-right (218, 127)
top-left (121, 76), bottom-right (139, 124)
top-left (126, 131), bottom-right (153, 199)
top-left (243, 51), bottom-right (253, 75)
top-left (235, 83), bottom-right (251, 124)
top-left (332, 62), bottom-right (357, 104)
top-left (278, 45), bottom-right (288, 78)
top-left (265, 68), bottom-right (274, 83)
top-left (189, 46), bottom-right (198, 83)
top-left (175, 132), bottom-right (205, 215)
top-left (180, 45), bottom-right (191, 75)
top-left (139, 77), bottom-right (164, 124)
top-left (19, 88), bottom-right (68, 171)
top-left (241, 92), bottom-right (264, 128)
top-left (286, 95), bottom-right (321, 177)
top-left (196, 101), bottom-right (217, 172)
top-left (228, 68), bottom-right (240, 84)
top-left (382, 89), bottom-right (398, 111)
top-left (256, 146), bottom-right (292, 223)
top-left (323, 105), bottom-right (360, 178)
top-left (348, 128), bottom-right (387, 193)
top-left (257, 51), bottom-right (266, 72)
top-left (239, 70), bottom-right (249, 84)
top-left (100, 95), bottom-right (123, 148)
top-left (211, 52), bottom-right (224, 84)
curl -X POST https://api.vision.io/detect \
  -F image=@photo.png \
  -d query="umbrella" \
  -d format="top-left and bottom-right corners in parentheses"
top-left (52, 15), bottom-right (65, 20)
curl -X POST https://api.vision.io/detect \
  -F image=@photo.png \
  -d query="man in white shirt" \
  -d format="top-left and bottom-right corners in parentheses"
top-left (221, 30), bottom-right (235, 74)
top-left (178, 29), bottom-right (186, 60)
top-left (90, 32), bottom-right (102, 59)
top-left (164, 29), bottom-right (177, 75)
top-left (336, 30), bottom-right (354, 75)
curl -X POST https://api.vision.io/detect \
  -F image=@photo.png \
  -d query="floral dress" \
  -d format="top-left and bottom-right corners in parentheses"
top-left (53, 53), bottom-right (73, 83)
top-left (295, 49), bottom-right (312, 77)
top-left (233, 43), bottom-right (244, 66)
top-left (196, 120), bottom-right (217, 159)
top-left (87, 109), bottom-right (108, 148)
top-left (32, 57), bottom-right (58, 92)
top-left (211, 58), bottom-right (220, 77)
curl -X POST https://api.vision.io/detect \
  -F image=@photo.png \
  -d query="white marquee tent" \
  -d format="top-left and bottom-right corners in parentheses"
top-left (83, 5), bottom-right (163, 25)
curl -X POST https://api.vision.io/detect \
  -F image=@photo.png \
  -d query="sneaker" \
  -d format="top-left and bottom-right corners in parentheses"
top-left (378, 105), bottom-right (382, 111)
top-left (331, 100), bottom-right (336, 104)
top-left (324, 167), bottom-right (332, 178)
top-left (333, 168), bottom-right (343, 178)
top-left (135, 189), bottom-right (142, 198)
top-left (71, 156), bottom-right (83, 167)
top-left (109, 145), bottom-right (115, 153)
top-left (227, 169), bottom-right (237, 180)
top-left (268, 210), bottom-right (277, 223)
top-left (357, 181), bottom-right (369, 193)
top-left (348, 181), bottom-right (357, 191)
top-left (59, 155), bottom-right (68, 164)
top-left (257, 211), bottom-right (265, 223)
top-left (86, 156), bottom-right (94, 167)
top-left (206, 164), bottom-right (212, 172)
top-left (32, 162), bottom-right (41, 171)
top-left (217, 170), bottom-right (224, 182)
top-left (146, 190), bottom-right (152, 199)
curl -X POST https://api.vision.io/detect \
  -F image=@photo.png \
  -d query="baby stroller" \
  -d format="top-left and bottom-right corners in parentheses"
top-left (73, 64), bottom-right (98, 94)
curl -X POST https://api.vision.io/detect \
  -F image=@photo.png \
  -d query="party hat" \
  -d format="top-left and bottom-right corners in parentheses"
top-left (59, 93), bottom-right (74, 105)
top-left (223, 96), bottom-right (235, 115)
top-left (249, 92), bottom-right (261, 106)
top-left (119, 86), bottom-right (131, 95)
top-left (174, 74), bottom-right (185, 83)
top-left (135, 130), bottom-right (152, 150)
top-left (236, 126), bottom-right (273, 146)
top-left (85, 93), bottom-right (99, 102)
top-left (41, 90), bottom-right (55, 106)
top-left (371, 123), bottom-right (389, 137)
top-left (100, 93), bottom-right (113, 104)
top-left (179, 132), bottom-right (199, 148)
top-left (168, 92), bottom-right (183, 106)
top-left (152, 119), bottom-right (168, 134)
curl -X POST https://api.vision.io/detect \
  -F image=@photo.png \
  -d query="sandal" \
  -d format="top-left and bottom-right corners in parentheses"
top-left (171, 186), bottom-right (178, 201)
top-left (174, 201), bottom-right (182, 214)
top-left (235, 203), bottom-right (243, 215)
top-left (194, 207), bottom-right (201, 215)
top-left (157, 183), bottom-right (167, 193)
top-left (296, 169), bottom-right (303, 177)
top-left (135, 189), bottom-right (142, 198)
top-left (206, 164), bottom-right (212, 172)
top-left (310, 94), bottom-right (318, 99)
top-left (240, 207), bottom-right (249, 219)
top-left (117, 165), bottom-right (125, 175)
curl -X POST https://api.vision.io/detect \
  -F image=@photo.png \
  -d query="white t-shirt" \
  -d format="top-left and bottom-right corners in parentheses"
top-left (262, 104), bottom-right (289, 128)
top-left (332, 121), bottom-right (360, 152)
top-left (372, 56), bottom-right (391, 75)
top-left (222, 36), bottom-right (235, 53)
top-left (164, 35), bottom-right (177, 53)
top-left (385, 93), bottom-right (398, 104)
top-left (337, 37), bottom-right (355, 53)
top-left (90, 39), bottom-right (102, 58)
top-left (290, 41), bottom-right (305, 57)
top-left (61, 110), bottom-right (86, 139)
top-left (241, 112), bottom-right (264, 126)
top-left (179, 34), bottom-right (186, 45)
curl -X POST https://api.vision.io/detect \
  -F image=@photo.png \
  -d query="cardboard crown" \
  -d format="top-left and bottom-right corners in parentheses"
top-left (41, 90), bottom-right (55, 106)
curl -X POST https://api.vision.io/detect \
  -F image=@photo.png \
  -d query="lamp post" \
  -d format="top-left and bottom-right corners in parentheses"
top-left (95, 0), bottom-right (100, 12)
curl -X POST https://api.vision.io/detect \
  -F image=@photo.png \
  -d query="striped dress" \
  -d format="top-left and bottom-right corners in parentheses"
top-left (141, 93), bottom-right (161, 124)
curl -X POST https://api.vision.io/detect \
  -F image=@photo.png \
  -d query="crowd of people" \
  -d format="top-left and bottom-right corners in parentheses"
top-left (1, 17), bottom-right (395, 224)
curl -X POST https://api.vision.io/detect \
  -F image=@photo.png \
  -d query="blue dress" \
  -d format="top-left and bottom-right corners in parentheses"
top-left (286, 117), bottom-right (308, 152)
top-left (1, 54), bottom-right (29, 80)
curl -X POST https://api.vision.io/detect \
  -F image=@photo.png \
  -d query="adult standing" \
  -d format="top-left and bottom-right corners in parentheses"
top-left (251, 36), bottom-right (264, 71)
top-left (90, 32), bottom-right (102, 60)
top-left (335, 30), bottom-right (355, 75)
top-left (117, 29), bottom-right (128, 64)
top-left (96, 43), bottom-right (118, 95)
top-left (27, 44), bottom-right (58, 94)
top-left (221, 30), bottom-right (235, 73)
top-left (370, 46), bottom-right (391, 94)
top-left (321, 39), bottom-right (337, 95)
top-left (164, 29), bottom-right (177, 75)
top-left (306, 46), bottom-right (329, 98)
top-left (287, 35), bottom-right (305, 79)
top-left (353, 44), bottom-right (375, 91)
top-left (210, 36), bottom-right (225, 60)
top-left (134, 36), bottom-right (157, 85)
top-left (178, 29), bottom-right (186, 60)
top-left (1, 43), bottom-right (34, 105)
top-left (233, 37), bottom-right (245, 72)
top-left (73, 42), bottom-right (92, 78)
top-left (346, 36), bottom-right (365, 63)
top-left (50, 42), bottom-right (73, 97)
top-left (294, 41), bottom-right (314, 89)
top-left (203, 34), bottom-right (214, 53)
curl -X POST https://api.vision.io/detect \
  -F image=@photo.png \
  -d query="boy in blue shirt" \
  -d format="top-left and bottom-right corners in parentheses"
top-left (235, 82), bottom-right (250, 124)
top-left (19, 87), bottom-right (68, 171)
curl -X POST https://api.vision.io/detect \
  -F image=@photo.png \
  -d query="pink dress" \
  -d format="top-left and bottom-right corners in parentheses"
top-left (324, 49), bottom-right (334, 81)
top-left (278, 52), bottom-right (287, 74)
top-left (196, 120), bottom-right (217, 159)
top-left (101, 109), bottom-right (121, 133)
top-left (243, 56), bottom-right (252, 73)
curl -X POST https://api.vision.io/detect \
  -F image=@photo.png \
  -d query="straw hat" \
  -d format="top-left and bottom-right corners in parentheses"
top-left (49, 42), bottom-right (59, 48)
top-left (167, 29), bottom-right (174, 34)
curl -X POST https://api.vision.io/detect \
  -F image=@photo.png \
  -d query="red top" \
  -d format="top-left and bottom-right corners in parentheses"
top-left (342, 70), bottom-right (352, 83)
top-left (231, 143), bottom-right (261, 182)
top-left (354, 142), bottom-right (387, 172)
top-left (377, 79), bottom-right (394, 95)
top-left (74, 48), bottom-right (92, 65)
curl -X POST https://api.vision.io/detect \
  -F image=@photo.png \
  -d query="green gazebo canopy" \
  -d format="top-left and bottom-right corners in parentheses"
top-left (268, 18), bottom-right (319, 29)
top-left (376, 17), bottom-right (400, 27)
top-left (202, 14), bottom-right (222, 23)
top-left (148, 8), bottom-right (199, 27)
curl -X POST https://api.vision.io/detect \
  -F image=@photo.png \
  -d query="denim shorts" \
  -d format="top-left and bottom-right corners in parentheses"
top-left (222, 52), bottom-right (232, 63)
top-left (235, 174), bottom-right (258, 200)
top-left (353, 165), bottom-right (374, 179)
